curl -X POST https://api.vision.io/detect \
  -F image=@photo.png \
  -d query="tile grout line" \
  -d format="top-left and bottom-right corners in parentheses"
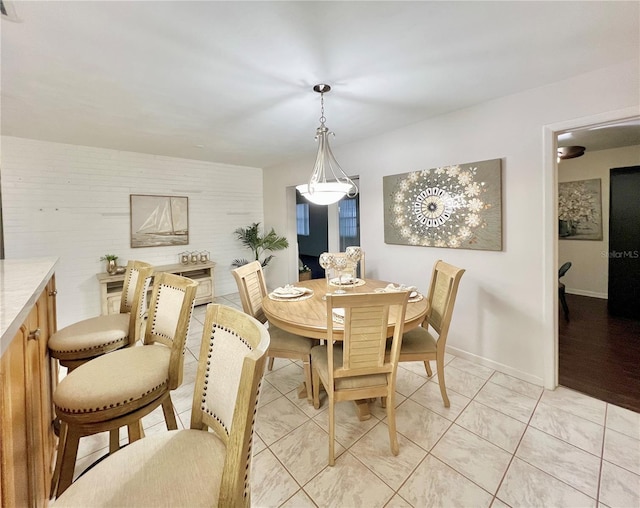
top-left (596, 404), bottom-right (608, 507)
top-left (490, 378), bottom-right (547, 506)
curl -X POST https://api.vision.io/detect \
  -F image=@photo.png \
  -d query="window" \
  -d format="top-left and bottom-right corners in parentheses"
top-left (339, 197), bottom-right (359, 249)
top-left (296, 203), bottom-right (309, 236)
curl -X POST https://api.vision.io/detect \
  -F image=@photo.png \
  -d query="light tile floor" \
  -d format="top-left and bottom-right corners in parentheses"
top-left (68, 295), bottom-right (640, 508)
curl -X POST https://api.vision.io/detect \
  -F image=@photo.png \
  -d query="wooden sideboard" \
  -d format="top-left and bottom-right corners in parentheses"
top-left (97, 261), bottom-right (216, 315)
top-left (1, 259), bottom-right (58, 508)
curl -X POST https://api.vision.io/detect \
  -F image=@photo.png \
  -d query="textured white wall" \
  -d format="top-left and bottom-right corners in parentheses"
top-left (263, 60), bottom-right (640, 386)
top-left (1, 138), bottom-right (263, 327)
top-left (558, 145), bottom-right (640, 299)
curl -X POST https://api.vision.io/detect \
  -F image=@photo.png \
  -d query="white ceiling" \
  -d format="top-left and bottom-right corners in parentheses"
top-left (1, 1), bottom-right (639, 168)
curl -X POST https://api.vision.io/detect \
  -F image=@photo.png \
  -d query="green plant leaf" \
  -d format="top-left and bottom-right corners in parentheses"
top-left (232, 222), bottom-right (288, 268)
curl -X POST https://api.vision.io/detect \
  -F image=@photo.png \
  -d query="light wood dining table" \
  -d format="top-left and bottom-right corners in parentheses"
top-left (261, 277), bottom-right (430, 420)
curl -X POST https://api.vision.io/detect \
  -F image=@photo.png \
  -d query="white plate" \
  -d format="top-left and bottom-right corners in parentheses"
top-left (272, 288), bottom-right (305, 298)
top-left (409, 291), bottom-right (418, 298)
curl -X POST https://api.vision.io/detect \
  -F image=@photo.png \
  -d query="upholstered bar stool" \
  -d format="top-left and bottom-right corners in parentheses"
top-left (51, 272), bottom-right (198, 497)
top-left (53, 303), bottom-right (270, 508)
top-left (48, 260), bottom-right (154, 372)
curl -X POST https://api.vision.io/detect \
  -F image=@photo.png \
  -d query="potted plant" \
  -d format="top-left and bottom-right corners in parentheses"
top-left (231, 222), bottom-right (289, 268)
top-left (100, 254), bottom-right (119, 275)
top-left (299, 264), bottom-right (312, 281)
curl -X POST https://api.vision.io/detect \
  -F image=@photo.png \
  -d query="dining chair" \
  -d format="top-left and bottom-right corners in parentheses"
top-left (558, 261), bottom-right (572, 321)
top-left (48, 260), bottom-right (154, 372)
top-left (311, 291), bottom-right (409, 466)
top-left (53, 303), bottom-right (270, 508)
top-left (325, 248), bottom-right (366, 279)
top-left (51, 272), bottom-right (198, 497)
top-left (232, 261), bottom-right (317, 402)
top-left (390, 259), bottom-right (465, 408)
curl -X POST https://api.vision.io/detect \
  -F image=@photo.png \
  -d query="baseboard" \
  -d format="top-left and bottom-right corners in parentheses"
top-left (566, 288), bottom-right (608, 299)
top-left (445, 345), bottom-right (544, 387)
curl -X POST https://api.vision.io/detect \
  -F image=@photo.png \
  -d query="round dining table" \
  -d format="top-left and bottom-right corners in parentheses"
top-left (261, 277), bottom-right (430, 420)
top-left (262, 278), bottom-right (429, 339)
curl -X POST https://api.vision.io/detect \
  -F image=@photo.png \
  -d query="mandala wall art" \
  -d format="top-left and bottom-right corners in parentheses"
top-left (383, 158), bottom-right (503, 251)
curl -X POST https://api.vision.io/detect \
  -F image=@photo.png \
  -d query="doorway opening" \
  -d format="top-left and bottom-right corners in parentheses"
top-left (296, 181), bottom-right (360, 279)
top-left (554, 118), bottom-right (640, 412)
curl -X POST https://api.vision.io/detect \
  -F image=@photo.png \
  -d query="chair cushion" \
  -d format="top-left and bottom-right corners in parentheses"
top-left (400, 326), bottom-right (438, 354)
top-left (54, 429), bottom-right (225, 507)
top-left (311, 345), bottom-right (387, 390)
top-left (54, 344), bottom-right (171, 423)
top-left (48, 313), bottom-right (130, 361)
top-left (268, 325), bottom-right (316, 355)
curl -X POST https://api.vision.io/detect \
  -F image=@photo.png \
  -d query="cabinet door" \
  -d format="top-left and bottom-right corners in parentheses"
top-left (24, 303), bottom-right (46, 506)
top-left (27, 286), bottom-right (54, 507)
top-left (0, 284), bottom-right (55, 508)
top-left (106, 295), bottom-right (121, 315)
top-left (1, 315), bottom-right (32, 507)
top-left (194, 278), bottom-right (211, 303)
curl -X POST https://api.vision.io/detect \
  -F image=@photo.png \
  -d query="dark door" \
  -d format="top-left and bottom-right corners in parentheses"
top-left (296, 190), bottom-right (328, 278)
top-left (608, 166), bottom-right (640, 319)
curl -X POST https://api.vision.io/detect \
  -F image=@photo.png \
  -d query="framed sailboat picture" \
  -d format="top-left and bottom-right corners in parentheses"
top-left (130, 194), bottom-right (189, 248)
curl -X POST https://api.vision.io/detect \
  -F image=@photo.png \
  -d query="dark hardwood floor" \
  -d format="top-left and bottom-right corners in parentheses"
top-left (559, 293), bottom-right (640, 413)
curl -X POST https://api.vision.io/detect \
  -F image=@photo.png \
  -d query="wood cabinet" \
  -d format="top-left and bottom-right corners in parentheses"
top-left (1, 275), bottom-right (57, 508)
top-left (97, 261), bottom-right (215, 315)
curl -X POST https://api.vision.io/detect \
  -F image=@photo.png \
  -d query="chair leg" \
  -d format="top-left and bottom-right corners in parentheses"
top-left (268, 357), bottom-right (275, 371)
top-left (436, 358), bottom-right (450, 408)
top-left (303, 357), bottom-right (313, 404)
top-left (328, 395), bottom-right (335, 466)
top-left (109, 429), bottom-right (120, 454)
top-left (386, 392), bottom-right (399, 456)
top-left (312, 366), bottom-right (321, 410)
top-left (162, 396), bottom-right (178, 430)
top-left (127, 420), bottom-right (144, 442)
top-left (424, 360), bottom-right (433, 377)
top-left (55, 424), bottom-right (82, 497)
top-left (50, 421), bottom-right (68, 499)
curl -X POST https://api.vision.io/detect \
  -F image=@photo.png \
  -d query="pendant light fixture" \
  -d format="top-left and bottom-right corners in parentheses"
top-left (296, 84), bottom-right (358, 205)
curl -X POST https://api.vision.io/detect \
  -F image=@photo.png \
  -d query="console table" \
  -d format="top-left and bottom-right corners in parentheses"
top-left (97, 261), bottom-right (215, 315)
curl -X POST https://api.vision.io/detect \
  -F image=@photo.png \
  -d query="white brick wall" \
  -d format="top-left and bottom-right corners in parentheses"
top-left (1, 136), bottom-right (263, 327)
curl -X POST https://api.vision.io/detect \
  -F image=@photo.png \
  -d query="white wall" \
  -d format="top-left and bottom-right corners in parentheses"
top-left (263, 60), bottom-right (640, 386)
top-left (0, 137), bottom-right (263, 327)
top-left (558, 144), bottom-right (640, 298)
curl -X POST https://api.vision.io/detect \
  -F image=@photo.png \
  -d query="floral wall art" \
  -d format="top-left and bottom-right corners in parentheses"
top-left (383, 158), bottom-right (503, 251)
top-left (558, 178), bottom-right (602, 240)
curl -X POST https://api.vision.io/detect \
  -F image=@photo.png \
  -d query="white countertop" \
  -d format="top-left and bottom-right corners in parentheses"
top-left (0, 257), bottom-right (58, 356)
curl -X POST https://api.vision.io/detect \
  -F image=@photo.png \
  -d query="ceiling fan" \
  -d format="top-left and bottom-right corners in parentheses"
top-left (557, 146), bottom-right (585, 161)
